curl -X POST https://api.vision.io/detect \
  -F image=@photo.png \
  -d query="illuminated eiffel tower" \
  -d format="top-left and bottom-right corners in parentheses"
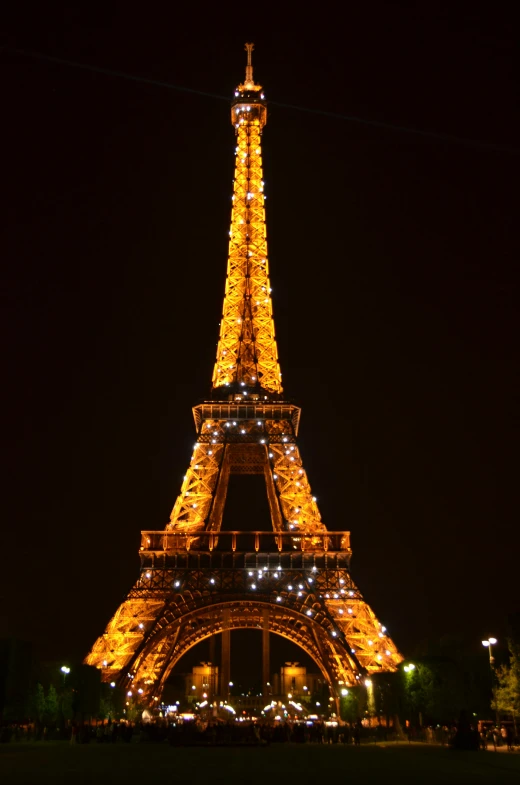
top-left (85, 44), bottom-right (403, 709)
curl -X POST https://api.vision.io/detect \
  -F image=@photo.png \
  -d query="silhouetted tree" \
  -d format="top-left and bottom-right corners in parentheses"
top-left (33, 683), bottom-right (46, 724)
top-left (494, 640), bottom-right (520, 735)
top-left (45, 684), bottom-right (59, 726)
top-left (339, 686), bottom-right (366, 723)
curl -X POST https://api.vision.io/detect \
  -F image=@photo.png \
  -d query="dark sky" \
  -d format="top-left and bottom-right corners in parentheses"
top-left (2, 4), bottom-right (518, 680)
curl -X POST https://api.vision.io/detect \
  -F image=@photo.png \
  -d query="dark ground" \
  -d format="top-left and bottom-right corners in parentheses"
top-left (1, 742), bottom-right (519, 785)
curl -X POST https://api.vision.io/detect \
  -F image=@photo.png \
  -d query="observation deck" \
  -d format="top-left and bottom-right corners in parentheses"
top-left (193, 400), bottom-right (301, 433)
top-left (230, 42), bottom-right (267, 129)
top-left (139, 530), bottom-right (352, 572)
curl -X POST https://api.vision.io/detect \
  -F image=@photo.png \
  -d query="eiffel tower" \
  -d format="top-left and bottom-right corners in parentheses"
top-left (85, 44), bottom-right (403, 709)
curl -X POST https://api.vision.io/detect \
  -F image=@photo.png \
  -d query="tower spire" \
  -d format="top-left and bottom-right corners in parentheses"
top-left (245, 42), bottom-right (254, 86)
top-left (212, 45), bottom-right (282, 396)
top-left (237, 41), bottom-right (262, 93)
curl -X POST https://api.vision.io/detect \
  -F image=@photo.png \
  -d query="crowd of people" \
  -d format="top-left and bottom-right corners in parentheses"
top-left (167, 719), bottom-right (370, 746)
top-left (0, 718), bottom-right (517, 750)
top-left (0, 718), bottom-right (379, 746)
top-left (479, 724), bottom-right (516, 751)
top-left (0, 721), bottom-right (136, 744)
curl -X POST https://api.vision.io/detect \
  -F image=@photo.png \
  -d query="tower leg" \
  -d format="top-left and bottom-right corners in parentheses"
top-left (262, 608), bottom-right (270, 700)
top-left (221, 610), bottom-right (230, 700)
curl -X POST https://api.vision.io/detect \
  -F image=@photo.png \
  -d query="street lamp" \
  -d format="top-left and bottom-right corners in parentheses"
top-left (482, 638), bottom-right (498, 725)
top-left (482, 638), bottom-right (497, 663)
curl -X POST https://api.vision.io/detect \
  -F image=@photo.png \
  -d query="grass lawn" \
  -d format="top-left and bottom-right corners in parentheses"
top-left (1, 741), bottom-right (519, 785)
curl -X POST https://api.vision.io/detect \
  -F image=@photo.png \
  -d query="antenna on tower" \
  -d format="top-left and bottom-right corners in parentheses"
top-left (245, 42), bottom-right (254, 85)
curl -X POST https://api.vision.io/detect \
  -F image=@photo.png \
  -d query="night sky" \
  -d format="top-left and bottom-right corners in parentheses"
top-left (2, 5), bottom-right (518, 680)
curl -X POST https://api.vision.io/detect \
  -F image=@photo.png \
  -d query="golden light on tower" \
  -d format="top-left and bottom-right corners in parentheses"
top-left (212, 43), bottom-right (281, 394)
top-left (84, 44), bottom-right (403, 707)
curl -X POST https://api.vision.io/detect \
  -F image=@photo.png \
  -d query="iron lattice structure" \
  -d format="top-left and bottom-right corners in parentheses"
top-left (85, 44), bottom-right (403, 706)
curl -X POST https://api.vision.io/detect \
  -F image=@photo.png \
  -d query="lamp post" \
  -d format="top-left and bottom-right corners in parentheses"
top-left (482, 638), bottom-right (498, 725)
top-left (402, 663), bottom-right (417, 728)
top-left (60, 665), bottom-right (70, 687)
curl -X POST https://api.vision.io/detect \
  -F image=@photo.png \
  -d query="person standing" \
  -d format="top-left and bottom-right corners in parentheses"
top-left (479, 728), bottom-right (488, 750)
top-left (492, 726), bottom-right (499, 749)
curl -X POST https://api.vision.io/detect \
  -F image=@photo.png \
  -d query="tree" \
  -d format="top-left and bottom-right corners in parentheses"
top-left (339, 686), bottom-right (366, 723)
top-left (45, 684), bottom-right (59, 726)
top-left (98, 684), bottom-right (124, 721)
top-left (126, 696), bottom-right (145, 723)
top-left (33, 683), bottom-right (46, 725)
top-left (494, 640), bottom-right (520, 735)
top-left (61, 688), bottom-right (74, 722)
top-left (400, 659), bottom-right (464, 726)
